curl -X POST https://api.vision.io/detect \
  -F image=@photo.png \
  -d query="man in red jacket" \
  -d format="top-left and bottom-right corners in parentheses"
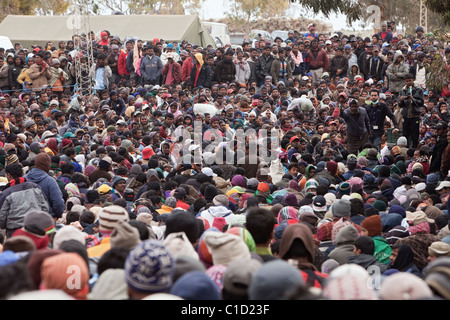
top-left (181, 52), bottom-right (194, 84)
top-left (118, 40), bottom-right (134, 83)
top-left (307, 38), bottom-right (329, 81)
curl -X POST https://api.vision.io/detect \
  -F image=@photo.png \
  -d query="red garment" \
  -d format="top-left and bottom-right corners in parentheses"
top-left (307, 48), bottom-right (330, 70)
top-left (12, 228), bottom-right (50, 250)
top-left (118, 51), bottom-right (130, 76)
top-left (176, 200), bottom-right (190, 210)
top-left (181, 56), bottom-right (194, 82)
top-left (317, 217), bottom-right (362, 242)
top-left (98, 32), bottom-right (109, 46)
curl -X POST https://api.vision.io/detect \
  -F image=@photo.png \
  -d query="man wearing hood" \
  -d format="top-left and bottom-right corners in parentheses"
top-left (197, 194), bottom-right (236, 227)
top-left (107, 44), bottom-right (121, 85)
top-left (188, 52), bottom-right (212, 89)
top-left (386, 50), bottom-right (409, 96)
top-left (8, 55), bottom-right (23, 91)
top-left (279, 223), bottom-right (329, 289)
top-left (24, 153), bottom-right (65, 220)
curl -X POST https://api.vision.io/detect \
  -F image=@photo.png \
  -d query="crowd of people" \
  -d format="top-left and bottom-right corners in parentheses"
top-left (0, 20), bottom-right (450, 301)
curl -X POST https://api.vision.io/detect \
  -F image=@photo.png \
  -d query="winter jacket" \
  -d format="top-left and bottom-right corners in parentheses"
top-left (0, 179), bottom-right (49, 235)
top-left (234, 59), bottom-right (251, 84)
top-left (398, 84), bottom-right (424, 118)
top-left (364, 56), bottom-right (385, 81)
top-left (0, 64), bottom-right (9, 88)
top-left (327, 225), bottom-right (359, 265)
top-left (8, 59), bottom-right (23, 90)
top-left (162, 62), bottom-right (182, 85)
top-left (25, 168), bottom-right (65, 219)
top-left (340, 107), bottom-right (372, 139)
top-left (181, 56), bottom-right (194, 82)
top-left (347, 254), bottom-right (389, 273)
top-left (270, 56), bottom-right (293, 83)
top-left (255, 54), bottom-right (274, 83)
top-left (329, 55), bottom-right (348, 78)
top-left (373, 236), bottom-right (392, 264)
top-left (140, 54), bottom-right (163, 84)
top-left (386, 52), bottom-right (409, 93)
top-left (89, 64), bottom-right (112, 91)
top-left (214, 58), bottom-right (236, 83)
top-left (307, 48), bottom-right (329, 70)
top-left (197, 205), bottom-right (236, 227)
top-left (29, 63), bottom-right (52, 91)
top-left (189, 64), bottom-right (213, 88)
top-left (118, 50), bottom-right (130, 76)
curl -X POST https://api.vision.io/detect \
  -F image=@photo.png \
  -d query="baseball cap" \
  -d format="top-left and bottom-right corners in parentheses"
top-left (290, 136), bottom-right (300, 143)
top-left (201, 167), bottom-right (217, 177)
top-left (436, 181), bottom-right (450, 191)
top-left (116, 120), bottom-right (127, 126)
top-left (313, 195), bottom-right (327, 212)
top-left (98, 184), bottom-right (112, 195)
top-left (325, 40), bottom-right (332, 45)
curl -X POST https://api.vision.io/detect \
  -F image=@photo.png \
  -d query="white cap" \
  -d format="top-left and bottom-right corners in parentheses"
top-left (201, 167), bottom-right (217, 177)
top-left (325, 40), bottom-right (332, 45)
top-left (415, 183), bottom-right (426, 192)
top-left (436, 181), bottom-right (450, 191)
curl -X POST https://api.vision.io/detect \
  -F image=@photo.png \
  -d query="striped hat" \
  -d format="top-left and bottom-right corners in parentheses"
top-left (98, 205), bottom-right (130, 234)
top-left (5, 153), bottom-right (19, 166)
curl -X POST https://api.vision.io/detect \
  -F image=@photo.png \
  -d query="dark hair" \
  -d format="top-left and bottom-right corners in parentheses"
top-left (354, 236), bottom-right (375, 255)
top-left (128, 220), bottom-right (150, 241)
top-left (5, 163), bottom-right (23, 179)
top-left (97, 247), bottom-right (131, 276)
top-left (245, 207), bottom-right (276, 245)
top-left (80, 210), bottom-right (96, 225)
top-left (65, 211), bottom-right (80, 225)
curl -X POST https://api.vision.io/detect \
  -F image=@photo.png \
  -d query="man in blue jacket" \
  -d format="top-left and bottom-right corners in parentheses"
top-left (25, 152), bottom-right (65, 220)
top-left (140, 45), bottom-right (163, 86)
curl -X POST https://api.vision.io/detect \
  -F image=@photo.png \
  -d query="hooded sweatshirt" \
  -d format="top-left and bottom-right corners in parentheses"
top-left (198, 205), bottom-right (236, 228)
top-left (328, 225), bottom-right (359, 265)
top-left (386, 51), bottom-right (409, 93)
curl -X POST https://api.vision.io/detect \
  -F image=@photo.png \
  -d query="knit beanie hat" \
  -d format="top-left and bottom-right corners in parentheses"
top-left (372, 200), bottom-right (387, 212)
top-left (170, 270), bottom-right (221, 300)
top-left (326, 161), bottom-right (338, 175)
top-left (379, 273), bottom-right (433, 300)
top-left (231, 175), bottom-right (246, 188)
top-left (35, 152), bottom-right (51, 172)
top-left (389, 205), bottom-right (406, 218)
top-left (323, 274), bottom-right (378, 300)
top-left (172, 255), bottom-right (206, 283)
top-left (248, 259), bottom-right (305, 300)
top-left (203, 232), bottom-right (251, 266)
top-left (26, 248), bottom-right (64, 290)
top-left (23, 210), bottom-right (55, 235)
top-left (110, 220), bottom-right (141, 250)
top-left (164, 196), bottom-right (178, 209)
top-left (125, 240), bottom-right (175, 294)
top-left (88, 269), bottom-right (128, 300)
top-left (337, 182), bottom-right (351, 195)
top-left (213, 194), bottom-right (229, 207)
top-left (385, 225), bottom-right (410, 246)
top-left (222, 258), bottom-right (262, 297)
top-left (98, 205), bottom-right (130, 235)
top-left (52, 225), bottom-right (86, 250)
top-left (361, 215), bottom-right (383, 237)
top-left (331, 199), bottom-right (351, 218)
top-left (282, 194), bottom-right (299, 207)
top-left (41, 252), bottom-right (90, 299)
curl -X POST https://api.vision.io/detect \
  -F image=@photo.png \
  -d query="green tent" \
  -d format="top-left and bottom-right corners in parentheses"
top-left (0, 14), bottom-right (216, 49)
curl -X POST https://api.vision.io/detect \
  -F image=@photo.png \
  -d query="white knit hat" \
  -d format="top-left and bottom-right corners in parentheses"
top-left (98, 205), bottom-right (129, 234)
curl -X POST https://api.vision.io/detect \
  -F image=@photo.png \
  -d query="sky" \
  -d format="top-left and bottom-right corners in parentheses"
top-left (194, 1), bottom-right (368, 32)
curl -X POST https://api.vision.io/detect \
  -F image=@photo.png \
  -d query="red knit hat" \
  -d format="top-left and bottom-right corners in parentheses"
top-left (361, 215), bottom-right (383, 237)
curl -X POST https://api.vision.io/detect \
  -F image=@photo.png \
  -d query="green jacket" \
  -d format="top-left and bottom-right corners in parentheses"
top-left (373, 236), bottom-right (392, 264)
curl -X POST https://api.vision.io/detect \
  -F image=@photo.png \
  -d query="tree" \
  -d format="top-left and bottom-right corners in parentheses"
top-left (227, 0), bottom-right (290, 41)
top-left (426, 0), bottom-right (450, 26)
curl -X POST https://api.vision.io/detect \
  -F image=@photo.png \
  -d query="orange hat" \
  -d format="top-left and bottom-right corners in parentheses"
top-left (257, 182), bottom-right (270, 194)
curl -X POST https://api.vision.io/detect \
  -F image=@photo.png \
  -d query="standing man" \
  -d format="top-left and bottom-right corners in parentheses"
top-left (307, 38), bottom-right (329, 82)
top-left (398, 73), bottom-right (424, 149)
top-left (214, 49), bottom-right (236, 84)
top-left (430, 122), bottom-right (448, 177)
top-left (140, 45), bottom-right (163, 86)
top-left (329, 47), bottom-right (348, 80)
top-left (364, 89), bottom-right (399, 149)
top-left (364, 45), bottom-right (385, 82)
top-left (28, 52), bottom-right (51, 93)
top-left (340, 99), bottom-right (372, 155)
top-left (255, 46), bottom-right (274, 87)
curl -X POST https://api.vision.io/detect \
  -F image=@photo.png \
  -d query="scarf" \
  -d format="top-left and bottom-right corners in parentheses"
top-left (5, 177), bottom-right (27, 189)
top-left (291, 51), bottom-right (303, 66)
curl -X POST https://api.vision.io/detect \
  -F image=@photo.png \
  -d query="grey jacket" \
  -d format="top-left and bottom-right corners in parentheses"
top-left (386, 51), bottom-right (409, 93)
top-left (140, 54), bottom-right (163, 83)
top-left (0, 180), bottom-right (49, 234)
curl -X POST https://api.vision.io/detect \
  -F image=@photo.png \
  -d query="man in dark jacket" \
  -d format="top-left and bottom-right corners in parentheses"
top-left (329, 47), bottom-right (348, 80)
top-left (214, 49), bottom-right (236, 84)
top-left (365, 89), bottom-right (399, 149)
top-left (340, 99), bottom-right (371, 155)
top-left (189, 53), bottom-right (212, 89)
top-left (398, 73), bottom-right (424, 149)
top-left (364, 45), bottom-right (385, 82)
top-left (24, 153), bottom-right (65, 220)
top-left (8, 55), bottom-right (23, 91)
top-left (430, 122), bottom-right (448, 176)
top-left (255, 46), bottom-right (274, 86)
top-left (0, 163), bottom-right (49, 237)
